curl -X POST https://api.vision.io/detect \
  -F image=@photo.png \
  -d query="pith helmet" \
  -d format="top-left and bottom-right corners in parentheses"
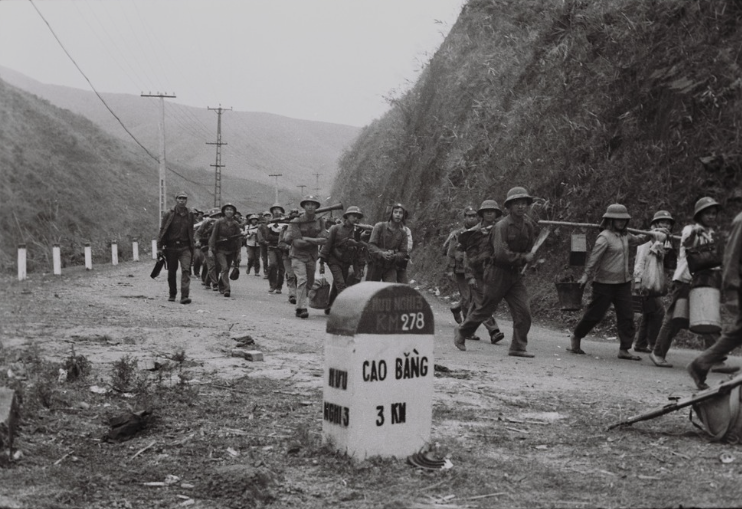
top-left (209, 207), bottom-right (222, 217)
top-left (602, 203), bottom-right (631, 220)
top-left (462, 206), bottom-right (476, 216)
top-left (247, 214), bottom-right (259, 221)
top-left (175, 191), bottom-right (188, 199)
top-left (650, 210), bottom-right (675, 227)
top-left (503, 187), bottom-right (533, 207)
top-left (270, 202), bottom-right (285, 214)
top-left (388, 203), bottom-right (409, 221)
top-left (477, 200), bottom-right (503, 218)
top-left (262, 210), bottom-right (272, 217)
top-left (693, 197), bottom-right (721, 221)
top-left (343, 206), bottom-right (364, 219)
top-left (221, 202), bottom-right (238, 215)
top-left (300, 195), bottom-right (321, 208)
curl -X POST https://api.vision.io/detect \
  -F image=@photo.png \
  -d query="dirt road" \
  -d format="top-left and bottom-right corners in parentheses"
top-left (2, 259), bottom-right (741, 508)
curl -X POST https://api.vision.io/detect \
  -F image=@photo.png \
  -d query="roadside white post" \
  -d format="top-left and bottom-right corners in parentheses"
top-left (52, 244), bottom-right (62, 275)
top-left (323, 282), bottom-right (434, 459)
top-left (111, 241), bottom-right (118, 266)
top-left (132, 238), bottom-right (140, 262)
top-left (17, 244), bottom-right (27, 281)
top-left (84, 243), bottom-right (92, 270)
top-left (152, 240), bottom-right (157, 260)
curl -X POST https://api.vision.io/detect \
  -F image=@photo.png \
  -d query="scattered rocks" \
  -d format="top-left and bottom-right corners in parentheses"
top-left (231, 349), bottom-right (263, 362)
top-left (105, 408), bottom-right (152, 442)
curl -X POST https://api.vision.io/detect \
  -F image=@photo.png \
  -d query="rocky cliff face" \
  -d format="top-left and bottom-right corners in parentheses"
top-left (332, 0), bottom-right (742, 319)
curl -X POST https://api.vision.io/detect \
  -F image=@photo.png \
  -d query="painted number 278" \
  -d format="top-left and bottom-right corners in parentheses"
top-left (400, 312), bottom-right (425, 331)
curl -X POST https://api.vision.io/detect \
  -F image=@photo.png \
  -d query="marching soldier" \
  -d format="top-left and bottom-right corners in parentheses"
top-left (258, 211), bottom-right (272, 279)
top-left (266, 203), bottom-right (287, 294)
top-left (195, 208), bottom-right (220, 288)
top-left (284, 196), bottom-right (328, 318)
top-left (244, 214), bottom-right (262, 277)
top-left (157, 191), bottom-right (195, 304)
top-left (367, 203), bottom-right (409, 282)
top-left (209, 203), bottom-right (243, 298)
top-left (444, 206), bottom-right (478, 323)
top-left (454, 187), bottom-right (538, 357)
top-left (278, 208), bottom-right (301, 304)
top-left (458, 200), bottom-right (506, 344)
top-left (320, 206), bottom-right (364, 314)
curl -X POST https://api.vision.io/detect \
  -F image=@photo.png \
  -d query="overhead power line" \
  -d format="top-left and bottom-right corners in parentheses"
top-left (28, 0), bottom-right (214, 198)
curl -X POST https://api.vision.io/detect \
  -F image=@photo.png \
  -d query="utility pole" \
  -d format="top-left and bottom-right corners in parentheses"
top-left (207, 105), bottom-right (231, 207)
top-left (268, 173), bottom-right (283, 204)
top-left (141, 92), bottom-right (176, 223)
top-left (313, 172), bottom-right (322, 196)
top-left (297, 184), bottom-right (306, 196)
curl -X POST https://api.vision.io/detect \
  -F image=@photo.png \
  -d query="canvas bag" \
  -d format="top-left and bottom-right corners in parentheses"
top-left (692, 385), bottom-right (742, 443)
top-left (308, 276), bottom-right (331, 309)
top-left (639, 242), bottom-right (667, 297)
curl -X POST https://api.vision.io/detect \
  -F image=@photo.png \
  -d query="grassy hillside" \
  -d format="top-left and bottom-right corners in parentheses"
top-left (0, 66), bottom-right (360, 196)
top-left (332, 0), bottom-right (742, 330)
top-left (0, 78), bottom-right (277, 272)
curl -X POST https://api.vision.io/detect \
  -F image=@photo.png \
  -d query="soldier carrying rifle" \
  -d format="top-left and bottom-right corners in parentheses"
top-left (320, 206), bottom-right (365, 315)
top-left (209, 203), bottom-right (243, 298)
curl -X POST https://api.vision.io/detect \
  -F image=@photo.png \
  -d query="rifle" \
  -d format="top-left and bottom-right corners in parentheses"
top-left (215, 233), bottom-right (245, 244)
top-left (607, 374), bottom-right (742, 430)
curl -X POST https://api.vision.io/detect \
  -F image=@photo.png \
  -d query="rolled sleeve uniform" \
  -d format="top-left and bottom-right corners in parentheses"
top-left (574, 230), bottom-right (647, 350)
top-left (459, 216), bottom-right (535, 353)
top-left (285, 215), bottom-right (327, 310)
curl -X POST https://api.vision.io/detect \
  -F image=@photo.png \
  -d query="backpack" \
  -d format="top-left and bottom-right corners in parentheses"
top-left (692, 385), bottom-right (742, 443)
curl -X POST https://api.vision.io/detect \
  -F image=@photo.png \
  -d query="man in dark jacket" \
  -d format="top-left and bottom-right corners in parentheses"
top-left (266, 203), bottom-right (287, 294)
top-left (157, 191), bottom-right (195, 304)
top-left (320, 206), bottom-right (364, 314)
top-left (196, 208), bottom-right (221, 289)
top-left (367, 203), bottom-right (409, 282)
top-left (209, 203), bottom-right (243, 298)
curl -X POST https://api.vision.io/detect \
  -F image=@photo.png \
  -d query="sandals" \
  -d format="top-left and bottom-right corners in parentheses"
top-left (566, 347), bottom-right (586, 355)
top-left (649, 353), bottom-right (673, 368)
top-left (617, 350), bottom-right (642, 361)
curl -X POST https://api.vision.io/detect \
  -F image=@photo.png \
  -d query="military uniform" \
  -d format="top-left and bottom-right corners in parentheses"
top-left (209, 204), bottom-right (242, 297)
top-left (320, 206), bottom-right (365, 312)
top-left (157, 192), bottom-right (195, 303)
top-left (244, 216), bottom-right (262, 276)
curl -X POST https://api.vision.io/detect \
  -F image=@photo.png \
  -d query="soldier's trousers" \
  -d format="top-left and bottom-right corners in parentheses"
top-left (327, 261), bottom-right (351, 309)
top-left (467, 275), bottom-right (500, 336)
top-left (633, 296), bottom-right (665, 350)
top-left (216, 251), bottom-right (238, 294)
top-left (282, 251), bottom-right (296, 299)
top-left (268, 248), bottom-right (285, 291)
top-left (574, 282), bottom-right (634, 350)
top-left (260, 245), bottom-right (269, 275)
top-left (164, 246), bottom-right (192, 298)
top-left (291, 258), bottom-right (316, 310)
top-left (459, 266), bottom-right (530, 352)
top-left (246, 246), bottom-right (261, 275)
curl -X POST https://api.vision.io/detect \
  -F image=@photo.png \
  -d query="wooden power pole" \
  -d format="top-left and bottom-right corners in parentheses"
top-left (141, 92), bottom-right (176, 222)
top-left (207, 105), bottom-right (231, 207)
top-left (269, 173), bottom-right (283, 204)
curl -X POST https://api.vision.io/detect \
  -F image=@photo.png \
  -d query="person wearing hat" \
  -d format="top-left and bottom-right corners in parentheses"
top-left (284, 196), bottom-right (328, 318)
top-left (194, 208), bottom-right (220, 288)
top-left (244, 214), bottom-right (262, 277)
top-left (632, 210), bottom-right (675, 354)
top-left (320, 206), bottom-right (365, 314)
top-left (454, 201), bottom-right (506, 344)
top-left (265, 203), bottom-right (288, 294)
top-left (367, 203), bottom-right (410, 282)
top-left (258, 210), bottom-right (273, 279)
top-left (652, 197), bottom-right (737, 371)
top-left (568, 204), bottom-right (668, 360)
top-left (444, 206), bottom-right (480, 324)
top-left (209, 203), bottom-right (243, 298)
top-left (688, 190), bottom-right (742, 389)
top-left (157, 191), bottom-right (196, 304)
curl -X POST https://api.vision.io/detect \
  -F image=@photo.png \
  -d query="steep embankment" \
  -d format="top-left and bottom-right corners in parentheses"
top-left (0, 78), bottom-right (269, 272)
top-left (333, 0), bottom-right (742, 326)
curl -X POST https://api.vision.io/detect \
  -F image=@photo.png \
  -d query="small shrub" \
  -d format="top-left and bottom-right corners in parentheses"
top-left (110, 355), bottom-right (141, 393)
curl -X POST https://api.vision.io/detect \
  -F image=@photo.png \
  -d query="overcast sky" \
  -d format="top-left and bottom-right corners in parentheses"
top-left (0, 0), bottom-right (465, 127)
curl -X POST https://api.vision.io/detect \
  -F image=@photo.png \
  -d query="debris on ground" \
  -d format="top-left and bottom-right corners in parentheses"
top-left (105, 408), bottom-right (152, 442)
top-left (231, 349), bottom-right (264, 362)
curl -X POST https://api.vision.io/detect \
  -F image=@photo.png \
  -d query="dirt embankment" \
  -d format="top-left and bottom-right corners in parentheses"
top-left (1, 260), bottom-right (741, 508)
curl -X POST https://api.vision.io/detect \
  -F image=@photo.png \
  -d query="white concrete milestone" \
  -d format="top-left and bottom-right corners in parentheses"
top-left (323, 282), bottom-right (434, 459)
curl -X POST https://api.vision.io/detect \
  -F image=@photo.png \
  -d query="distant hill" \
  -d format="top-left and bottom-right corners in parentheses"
top-left (0, 66), bottom-right (360, 199)
top-left (0, 77), bottom-right (280, 271)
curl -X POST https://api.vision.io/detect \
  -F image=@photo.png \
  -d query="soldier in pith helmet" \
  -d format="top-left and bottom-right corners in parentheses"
top-left (209, 203), bottom-right (243, 298)
top-left (265, 204), bottom-right (288, 294)
top-left (156, 191), bottom-right (195, 304)
top-left (367, 203), bottom-right (409, 282)
top-left (455, 187), bottom-right (537, 357)
top-left (320, 206), bottom-right (365, 314)
top-left (284, 196), bottom-right (328, 318)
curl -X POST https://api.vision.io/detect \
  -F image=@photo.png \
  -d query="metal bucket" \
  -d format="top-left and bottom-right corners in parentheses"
top-left (689, 271), bottom-right (721, 334)
top-left (555, 282), bottom-right (584, 311)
